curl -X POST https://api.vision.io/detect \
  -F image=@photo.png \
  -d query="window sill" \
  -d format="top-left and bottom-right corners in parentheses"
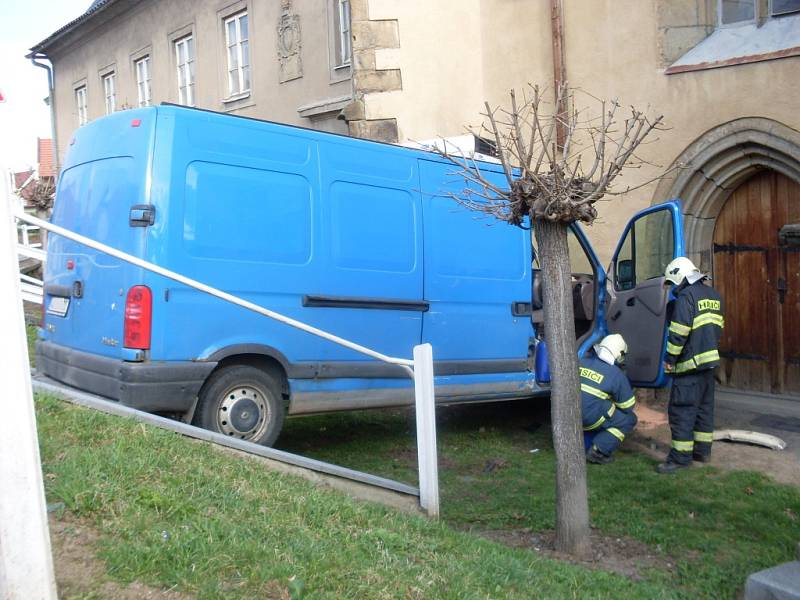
top-left (221, 92), bottom-right (254, 113)
top-left (222, 91), bottom-right (251, 104)
top-left (666, 13), bottom-right (800, 74)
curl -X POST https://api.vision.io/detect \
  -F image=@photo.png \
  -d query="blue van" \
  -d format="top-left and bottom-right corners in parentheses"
top-left (37, 104), bottom-right (684, 446)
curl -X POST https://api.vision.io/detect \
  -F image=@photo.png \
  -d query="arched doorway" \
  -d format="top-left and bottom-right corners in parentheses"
top-left (653, 118), bottom-right (800, 396)
top-left (712, 171), bottom-right (799, 394)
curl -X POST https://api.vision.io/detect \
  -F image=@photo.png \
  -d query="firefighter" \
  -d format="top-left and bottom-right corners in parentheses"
top-left (580, 333), bottom-right (638, 465)
top-left (657, 256), bottom-right (724, 474)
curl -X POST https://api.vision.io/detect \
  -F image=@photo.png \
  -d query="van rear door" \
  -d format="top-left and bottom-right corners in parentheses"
top-left (606, 200), bottom-right (685, 387)
top-left (42, 110), bottom-right (156, 359)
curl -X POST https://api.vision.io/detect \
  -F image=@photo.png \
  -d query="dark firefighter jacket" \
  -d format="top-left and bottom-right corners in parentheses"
top-left (665, 280), bottom-right (724, 374)
top-left (579, 353), bottom-right (636, 430)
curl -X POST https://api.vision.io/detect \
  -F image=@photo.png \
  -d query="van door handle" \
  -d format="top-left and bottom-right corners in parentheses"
top-left (626, 297), bottom-right (636, 307)
top-left (511, 301), bottom-right (532, 316)
top-left (129, 204), bottom-right (155, 227)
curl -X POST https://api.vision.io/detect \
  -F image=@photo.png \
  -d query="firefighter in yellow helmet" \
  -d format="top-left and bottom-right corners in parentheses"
top-left (657, 257), bottom-right (724, 474)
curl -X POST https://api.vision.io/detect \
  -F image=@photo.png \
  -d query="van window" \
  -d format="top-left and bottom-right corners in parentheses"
top-left (530, 226), bottom-right (593, 275)
top-left (183, 162), bottom-right (312, 264)
top-left (330, 182), bottom-right (416, 273)
top-left (614, 208), bottom-right (674, 290)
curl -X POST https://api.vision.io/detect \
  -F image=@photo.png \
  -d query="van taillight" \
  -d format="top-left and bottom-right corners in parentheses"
top-left (124, 286), bottom-right (152, 349)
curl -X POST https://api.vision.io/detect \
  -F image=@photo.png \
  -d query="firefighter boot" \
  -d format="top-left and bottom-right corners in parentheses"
top-left (586, 446), bottom-right (614, 465)
top-left (656, 461), bottom-right (690, 474)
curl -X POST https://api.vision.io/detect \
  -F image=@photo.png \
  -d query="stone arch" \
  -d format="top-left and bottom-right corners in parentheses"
top-left (652, 117), bottom-right (800, 273)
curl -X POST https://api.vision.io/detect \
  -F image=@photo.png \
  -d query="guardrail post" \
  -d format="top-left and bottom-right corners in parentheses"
top-left (0, 180), bottom-right (57, 599)
top-left (413, 343), bottom-right (440, 517)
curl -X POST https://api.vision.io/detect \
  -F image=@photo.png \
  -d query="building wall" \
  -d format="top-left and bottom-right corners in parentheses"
top-left (44, 0), bottom-right (800, 261)
top-left (352, 0), bottom-right (800, 262)
top-left (48, 0), bottom-right (353, 165)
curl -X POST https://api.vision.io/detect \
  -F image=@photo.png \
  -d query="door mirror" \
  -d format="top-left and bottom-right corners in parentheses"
top-left (617, 259), bottom-right (634, 290)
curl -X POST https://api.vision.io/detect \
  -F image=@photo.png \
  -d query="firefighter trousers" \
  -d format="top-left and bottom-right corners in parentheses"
top-left (591, 409), bottom-right (637, 457)
top-left (667, 369), bottom-right (716, 465)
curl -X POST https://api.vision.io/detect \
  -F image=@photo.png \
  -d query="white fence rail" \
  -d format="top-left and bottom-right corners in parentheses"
top-left (14, 210), bottom-right (440, 515)
top-left (20, 274), bottom-right (43, 304)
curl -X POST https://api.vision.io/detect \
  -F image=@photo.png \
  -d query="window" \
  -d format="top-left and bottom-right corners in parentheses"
top-left (175, 36), bottom-right (195, 106)
top-left (75, 86), bottom-right (88, 125)
top-left (224, 12), bottom-right (250, 96)
top-left (719, 0), bottom-right (756, 24)
top-left (772, 0), bottom-right (800, 15)
top-left (102, 72), bottom-right (116, 114)
top-left (614, 209), bottom-right (675, 291)
top-left (334, 0), bottom-right (352, 66)
top-left (135, 57), bottom-right (151, 107)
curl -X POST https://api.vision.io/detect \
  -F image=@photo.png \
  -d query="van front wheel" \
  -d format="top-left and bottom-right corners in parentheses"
top-left (194, 365), bottom-right (285, 446)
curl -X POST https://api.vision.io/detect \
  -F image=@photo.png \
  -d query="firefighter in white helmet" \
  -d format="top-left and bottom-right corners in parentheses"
top-left (657, 256), bottom-right (724, 474)
top-left (579, 333), bottom-right (638, 464)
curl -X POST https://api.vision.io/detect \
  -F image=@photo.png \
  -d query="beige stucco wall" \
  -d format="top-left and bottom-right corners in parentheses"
top-left (48, 0), bottom-right (352, 166)
top-left (360, 0), bottom-right (800, 262)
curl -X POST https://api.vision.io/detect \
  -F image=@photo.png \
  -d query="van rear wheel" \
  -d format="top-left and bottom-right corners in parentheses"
top-left (194, 365), bottom-right (285, 446)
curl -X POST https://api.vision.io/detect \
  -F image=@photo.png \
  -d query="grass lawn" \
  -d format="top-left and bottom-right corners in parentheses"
top-left (275, 401), bottom-right (800, 599)
top-left (36, 392), bottom-right (800, 599)
top-left (38, 395), bottom-right (677, 599)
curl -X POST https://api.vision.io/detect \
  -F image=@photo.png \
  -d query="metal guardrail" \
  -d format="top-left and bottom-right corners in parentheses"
top-left (31, 375), bottom-right (421, 498)
top-left (15, 209), bottom-right (440, 517)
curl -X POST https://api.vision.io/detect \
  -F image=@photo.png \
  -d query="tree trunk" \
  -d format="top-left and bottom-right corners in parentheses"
top-left (534, 218), bottom-right (591, 559)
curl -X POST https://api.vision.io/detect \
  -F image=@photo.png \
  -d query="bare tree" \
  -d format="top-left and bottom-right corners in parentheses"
top-left (435, 84), bottom-right (664, 558)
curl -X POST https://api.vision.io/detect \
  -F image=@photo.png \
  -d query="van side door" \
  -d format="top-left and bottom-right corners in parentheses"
top-left (419, 159), bottom-right (532, 375)
top-left (606, 200), bottom-right (685, 387)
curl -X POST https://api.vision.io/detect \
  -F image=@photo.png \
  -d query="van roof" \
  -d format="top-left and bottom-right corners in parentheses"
top-left (158, 102), bottom-right (506, 173)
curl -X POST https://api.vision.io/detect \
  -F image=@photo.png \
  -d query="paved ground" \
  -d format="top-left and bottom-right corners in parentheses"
top-left (632, 387), bottom-right (800, 486)
top-left (715, 388), bottom-right (800, 460)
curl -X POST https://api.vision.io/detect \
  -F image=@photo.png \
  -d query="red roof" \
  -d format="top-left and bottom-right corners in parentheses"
top-left (14, 170), bottom-right (34, 190)
top-left (37, 138), bottom-right (55, 178)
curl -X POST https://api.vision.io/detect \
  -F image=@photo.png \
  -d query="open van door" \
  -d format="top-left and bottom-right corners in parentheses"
top-left (606, 200), bottom-right (684, 387)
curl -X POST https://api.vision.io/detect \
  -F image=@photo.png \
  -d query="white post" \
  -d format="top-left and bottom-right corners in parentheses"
top-left (413, 343), bottom-right (440, 517)
top-left (0, 171), bottom-right (57, 599)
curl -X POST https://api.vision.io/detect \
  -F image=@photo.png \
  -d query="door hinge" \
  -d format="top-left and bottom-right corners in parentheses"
top-left (129, 204), bottom-right (155, 227)
top-left (777, 277), bottom-right (787, 304)
top-left (713, 243), bottom-right (767, 253)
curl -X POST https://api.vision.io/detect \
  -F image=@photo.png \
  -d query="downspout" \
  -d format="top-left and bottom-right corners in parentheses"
top-left (28, 52), bottom-right (59, 175)
top-left (549, 0), bottom-right (567, 150)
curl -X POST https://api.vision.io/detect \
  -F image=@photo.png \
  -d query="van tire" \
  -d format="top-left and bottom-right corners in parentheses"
top-left (193, 365), bottom-right (285, 447)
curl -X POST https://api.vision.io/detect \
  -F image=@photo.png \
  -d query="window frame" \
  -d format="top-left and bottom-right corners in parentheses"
top-left (102, 71), bottom-right (116, 114)
top-left (717, 0), bottom-right (758, 26)
top-left (224, 11), bottom-right (250, 98)
top-left (135, 56), bottom-right (151, 107)
top-left (75, 85), bottom-right (88, 126)
top-left (770, 0), bottom-right (800, 15)
top-left (174, 35), bottom-right (196, 106)
top-left (334, 0), bottom-right (352, 68)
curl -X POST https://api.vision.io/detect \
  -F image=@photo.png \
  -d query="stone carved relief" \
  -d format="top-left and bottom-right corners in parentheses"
top-left (277, 0), bottom-right (303, 82)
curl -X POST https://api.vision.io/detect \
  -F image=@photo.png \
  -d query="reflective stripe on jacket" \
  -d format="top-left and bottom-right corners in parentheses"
top-left (665, 280), bottom-right (724, 375)
top-left (579, 353), bottom-right (636, 430)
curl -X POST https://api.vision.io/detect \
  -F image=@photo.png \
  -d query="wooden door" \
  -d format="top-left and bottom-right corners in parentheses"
top-left (713, 171), bottom-right (800, 395)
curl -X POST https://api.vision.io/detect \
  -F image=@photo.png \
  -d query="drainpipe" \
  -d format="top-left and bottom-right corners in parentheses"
top-left (27, 52), bottom-right (59, 175)
top-left (549, 0), bottom-right (567, 150)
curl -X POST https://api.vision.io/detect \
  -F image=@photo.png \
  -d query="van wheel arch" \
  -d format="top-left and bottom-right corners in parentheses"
top-left (193, 355), bottom-right (290, 446)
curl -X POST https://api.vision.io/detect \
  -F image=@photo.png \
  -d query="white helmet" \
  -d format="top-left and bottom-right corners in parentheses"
top-left (664, 257), bottom-right (702, 286)
top-left (594, 334), bottom-right (628, 365)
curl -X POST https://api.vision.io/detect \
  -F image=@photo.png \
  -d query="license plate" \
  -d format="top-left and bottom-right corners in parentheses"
top-left (47, 296), bottom-right (70, 317)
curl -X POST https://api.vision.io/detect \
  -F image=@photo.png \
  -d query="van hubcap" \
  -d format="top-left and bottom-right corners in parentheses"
top-left (218, 386), bottom-right (269, 440)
